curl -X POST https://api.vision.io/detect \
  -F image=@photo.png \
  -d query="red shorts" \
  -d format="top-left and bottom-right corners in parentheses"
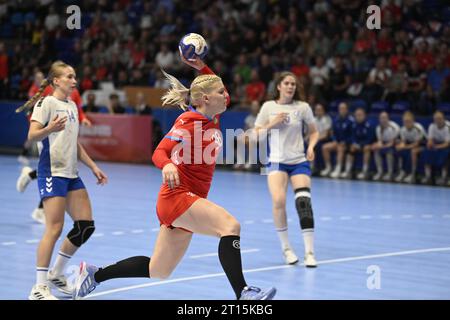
top-left (156, 186), bottom-right (203, 231)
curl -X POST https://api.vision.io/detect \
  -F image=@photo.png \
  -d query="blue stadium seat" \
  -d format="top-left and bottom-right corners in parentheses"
top-left (124, 106), bottom-right (136, 114)
top-left (391, 101), bottom-right (410, 114)
top-left (98, 106), bottom-right (109, 114)
top-left (436, 102), bottom-right (450, 115)
top-left (328, 100), bottom-right (343, 113)
top-left (11, 13), bottom-right (24, 26)
top-left (348, 99), bottom-right (368, 112)
top-left (370, 101), bottom-right (389, 113)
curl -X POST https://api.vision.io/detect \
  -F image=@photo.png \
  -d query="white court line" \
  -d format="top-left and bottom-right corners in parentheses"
top-left (320, 217), bottom-right (332, 221)
top-left (262, 219), bottom-right (273, 223)
top-left (421, 214), bottom-right (433, 219)
top-left (443, 214), bottom-right (450, 219)
top-left (401, 215), bottom-right (414, 219)
top-left (112, 231), bottom-right (124, 236)
top-left (1, 242), bottom-right (16, 246)
top-left (26, 239), bottom-right (39, 244)
top-left (380, 215), bottom-right (392, 219)
top-left (151, 228), bottom-right (160, 232)
top-left (360, 215), bottom-right (372, 219)
top-left (189, 249), bottom-right (260, 259)
top-left (339, 216), bottom-right (352, 220)
top-left (243, 220), bottom-right (254, 224)
top-left (92, 233), bottom-right (104, 238)
top-left (131, 229), bottom-right (144, 234)
top-left (85, 246), bottom-right (450, 299)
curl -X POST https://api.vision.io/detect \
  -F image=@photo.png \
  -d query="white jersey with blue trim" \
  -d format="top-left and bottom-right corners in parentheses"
top-left (400, 122), bottom-right (427, 144)
top-left (255, 100), bottom-right (316, 164)
top-left (376, 121), bottom-right (400, 143)
top-left (314, 114), bottom-right (332, 136)
top-left (427, 120), bottom-right (450, 143)
top-left (31, 96), bottom-right (79, 178)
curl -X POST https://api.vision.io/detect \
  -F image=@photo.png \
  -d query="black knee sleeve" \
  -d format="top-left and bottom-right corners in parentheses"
top-left (294, 188), bottom-right (314, 230)
top-left (67, 220), bottom-right (95, 247)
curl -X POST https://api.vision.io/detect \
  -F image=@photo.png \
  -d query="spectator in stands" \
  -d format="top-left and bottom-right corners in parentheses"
top-left (234, 100), bottom-right (260, 171)
top-left (407, 58), bottom-right (429, 114)
top-left (421, 111), bottom-right (450, 185)
top-left (427, 57), bottom-right (450, 104)
top-left (153, 70), bottom-right (170, 89)
top-left (245, 69), bottom-right (266, 105)
top-left (233, 54), bottom-right (252, 84)
top-left (155, 43), bottom-right (175, 70)
top-left (0, 42), bottom-right (8, 99)
top-left (82, 92), bottom-right (100, 113)
top-left (312, 103), bottom-right (332, 174)
top-left (336, 29), bottom-right (354, 57)
top-left (342, 108), bottom-right (375, 180)
top-left (134, 92), bottom-right (163, 151)
top-left (309, 55), bottom-right (329, 102)
top-left (385, 61), bottom-right (409, 105)
top-left (328, 55), bottom-right (351, 100)
top-left (363, 56), bottom-right (392, 105)
top-left (230, 73), bottom-right (247, 109)
top-left (395, 111), bottom-right (427, 184)
top-left (108, 93), bottom-right (125, 114)
top-left (372, 111), bottom-right (400, 181)
top-left (259, 54), bottom-right (274, 87)
top-left (320, 102), bottom-right (354, 178)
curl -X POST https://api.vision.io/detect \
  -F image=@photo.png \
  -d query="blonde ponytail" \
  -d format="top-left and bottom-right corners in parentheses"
top-left (160, 69), bottom-right (190, 111)
top-left (15, 78), bottom-right (50, 113)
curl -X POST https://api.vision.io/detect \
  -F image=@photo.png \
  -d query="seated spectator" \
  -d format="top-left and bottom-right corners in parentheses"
top-left (108, 93), bottom-right (125, 114)
top-left (245, 69), bottom-right (266, 105)
top-left (312, 103), bottom-right (332, 174)
top-left (343, 108), bottom-right (375, 180)
top-left (328, 55), bottom-right (351, 100)
top-left (234, 100), bottom-right (260, 171)
top-left (230, 73), bottom-right (247, 109)
top-left (395, 111), bottom-right (427, 184)
top-left (426, 57), bottom-right (450, 104)
top-left (309, 55), bottom-right (329, 102)
top-left (371, 111), bottom-right (400, 182)
top-left (363, 56), bottom-right (392, 104)
top-left (82, 92), bottom-right (100, 113)
top-left (421, 111), bottom-right (450, 185)
top-left (406, 58), bottom-right (428, 114)
top-left (320, 102), bottom-right (354, 178)
top-left (385, 61), bottom-right (409, 104)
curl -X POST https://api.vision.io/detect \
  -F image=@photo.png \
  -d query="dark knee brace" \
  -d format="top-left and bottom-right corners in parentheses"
top-left (294, 188), bottom-right (314, 230)
top-left (67, 220), bottom-right (95, 247)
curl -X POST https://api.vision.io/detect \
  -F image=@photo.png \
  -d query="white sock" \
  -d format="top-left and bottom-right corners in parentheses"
top-left (302, 229), bottom-right (315, 254)
top-left (36, 267), bottom-right (48, 285)
top-left (51, 251), bottom-right (72, 275)
top-left (276, 227), bottom-right (292, 250)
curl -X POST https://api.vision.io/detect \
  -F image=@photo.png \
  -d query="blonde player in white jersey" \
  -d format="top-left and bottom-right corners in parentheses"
top-left (254, 72), bottom-right (319, 267)
top-left (25, 61), bottom-right (108, 300)
top-left (371, 111), bottom-right (400, 182)
top-left (394, 111), bottom-right (427, 184)
top-left (421, 111), bottom-right (450, 185)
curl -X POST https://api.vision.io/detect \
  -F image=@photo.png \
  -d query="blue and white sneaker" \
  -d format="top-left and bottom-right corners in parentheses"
top-left (73, 262), bottom-right (99, 300)
top-left (239, 286), bottom-right (277, 300)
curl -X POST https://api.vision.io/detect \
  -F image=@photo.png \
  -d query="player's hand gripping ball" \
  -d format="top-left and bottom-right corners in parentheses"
top-left (178, 33), bottom-right (208, 61)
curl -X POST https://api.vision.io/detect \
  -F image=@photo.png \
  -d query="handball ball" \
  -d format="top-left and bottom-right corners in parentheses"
top-left (178, 33), bottom-right (208, 61)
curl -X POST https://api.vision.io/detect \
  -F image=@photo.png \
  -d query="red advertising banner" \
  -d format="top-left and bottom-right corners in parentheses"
top-left (79, 113), bottom-right (153, 163)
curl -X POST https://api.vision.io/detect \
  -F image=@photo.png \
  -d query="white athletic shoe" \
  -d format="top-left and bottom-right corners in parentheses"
top-left (340, 171), bottom-right (351, 179)
top-left (403, 174), bottom-right (415, 184)
top-left (395, 171), bottom-right (406, 182)
top-left (31, 208), bottom-right (45, 224)
top-left (282, 247), bottom-right (299, 265)
top-left (16, 166), bottom-right (33, 192)
top-left (18, 155), bottom-right (30, 166)
top-left (48, 270), bottom-right (74, 295)
top-left (372, 172), bottom-right (383, 181)
top-left (382, 173), bottom-right (393, 182)
top-left (304, 252), bottom-right (317, 268)
top-left (420, 176), bottom-right (431, 185)
top-left (28, 284), bottom-right (58, 300)
top-left (435, 177), bottom-right (446, 186)
top-left (330, 169), bottom-right (341, 179)
top-left (357, 171), bottom-right (368, 180)
top-left (320, 167), bottom-right (331, 177)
